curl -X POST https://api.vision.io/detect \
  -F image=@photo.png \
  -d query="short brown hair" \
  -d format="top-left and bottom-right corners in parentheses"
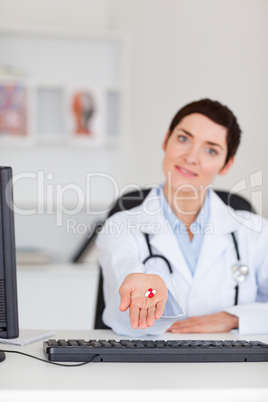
top-left (167, 99), bottom-right (242, 164)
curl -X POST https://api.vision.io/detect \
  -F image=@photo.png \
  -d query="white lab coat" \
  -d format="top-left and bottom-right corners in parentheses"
top-left (96, 188), bottom-right (268, 336)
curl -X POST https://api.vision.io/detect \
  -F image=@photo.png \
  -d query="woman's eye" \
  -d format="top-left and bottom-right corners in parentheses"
top-left (207, 148), bottom-right (217, 156)
top-left (178, 135), bottom-right (188, 143)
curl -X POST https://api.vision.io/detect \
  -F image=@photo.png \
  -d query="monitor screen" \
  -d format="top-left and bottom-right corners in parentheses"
top-left (0, 166), bottom-right (19, 362)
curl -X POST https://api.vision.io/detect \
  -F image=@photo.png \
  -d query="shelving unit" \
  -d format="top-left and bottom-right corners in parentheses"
top-left (0, 27), bottom-right (128, 261)
top-left (0, 28), bottom-right (126, 147)
top-left (0, 27), bottom-right (128, 194)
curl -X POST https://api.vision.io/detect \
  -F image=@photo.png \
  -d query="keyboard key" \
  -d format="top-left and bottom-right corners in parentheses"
top-left (58, 339), bottom-right (68, 346)
top-left (109, 341), bottom-right (123, 348)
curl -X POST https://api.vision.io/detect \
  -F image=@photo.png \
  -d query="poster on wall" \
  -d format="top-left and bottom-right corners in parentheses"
top-left (0, 81), bottom-right (32, 144)
top-left (67, 87), bottom-right (106, 147)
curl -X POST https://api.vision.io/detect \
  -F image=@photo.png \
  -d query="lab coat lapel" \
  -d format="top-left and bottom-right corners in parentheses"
top-left (193, 190), bottom-right (240, 283)
top-left (150, 228), bottom-right (193, 284)
top-left (193, 231), bottom-right (229, 283)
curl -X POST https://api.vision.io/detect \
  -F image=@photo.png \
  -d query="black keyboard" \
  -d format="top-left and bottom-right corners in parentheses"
top-left (43, 339), bottom-right (268, 363)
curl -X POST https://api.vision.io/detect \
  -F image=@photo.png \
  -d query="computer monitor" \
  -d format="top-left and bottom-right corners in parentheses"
top-left (0, 166), bottom-right (19, 362)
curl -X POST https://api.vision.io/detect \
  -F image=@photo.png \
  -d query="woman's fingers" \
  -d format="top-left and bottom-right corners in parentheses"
top-left (129, 305), bottom-right (156, 329)
top-left (129, 305), bottom-right (157, 329)
top-left (147, 305), bottom-right (156, 327)
top-left (119, 289), bottom-right (131, 312)
top-left (155, 299), bottom-right (166, 320)
top-left (139, 308), bottom-right (148, 329)
top-left (129, 304), bottom-right (140, 329)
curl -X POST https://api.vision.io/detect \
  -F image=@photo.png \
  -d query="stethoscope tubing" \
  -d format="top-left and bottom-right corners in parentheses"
top-left (143, 232), bottom-right (180, 300)
top-left (142, 231), bottom-right (243, 306)
top-left (143, 232), bottom-right (173, 274)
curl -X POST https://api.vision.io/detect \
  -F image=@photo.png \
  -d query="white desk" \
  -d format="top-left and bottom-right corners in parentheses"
top-left (1, 329), bottom-right (268, 402)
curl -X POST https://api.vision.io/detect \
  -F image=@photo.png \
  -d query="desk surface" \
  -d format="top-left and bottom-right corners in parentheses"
top-left (1, 329), bottom-right (268, 402)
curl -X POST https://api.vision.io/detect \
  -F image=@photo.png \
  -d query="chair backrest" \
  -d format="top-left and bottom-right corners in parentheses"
top-left (94, 188), bottom-right (254, 329)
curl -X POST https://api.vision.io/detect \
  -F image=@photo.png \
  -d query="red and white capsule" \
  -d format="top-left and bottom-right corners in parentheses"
top-left (145, 288), bottom-right (156, 298)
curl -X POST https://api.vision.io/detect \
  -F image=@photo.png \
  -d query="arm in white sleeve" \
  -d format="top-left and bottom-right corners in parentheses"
top-left (96, 216), bottom-right (183, 336)
top-left (224, 220), bottom-right (268, 335)
top-left (224, 303), bottom-right (268, 335)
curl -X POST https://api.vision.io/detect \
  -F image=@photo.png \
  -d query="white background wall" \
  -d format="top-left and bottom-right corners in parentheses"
top-left (0, 0), bottom-right (267, 262)
top-left (106, 0), bottom-right (268, 215)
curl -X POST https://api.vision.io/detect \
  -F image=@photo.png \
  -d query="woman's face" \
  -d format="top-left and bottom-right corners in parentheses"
top-left (162, 113), bottom-right (234, 195)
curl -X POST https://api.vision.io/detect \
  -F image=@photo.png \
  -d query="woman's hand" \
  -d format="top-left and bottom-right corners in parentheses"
top-left (119, 273), bottom-right (168, 330)
top-left (166, 312), bottom-right (238, 333)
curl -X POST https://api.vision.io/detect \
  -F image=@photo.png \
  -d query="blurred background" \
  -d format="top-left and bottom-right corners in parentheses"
top-left (0, 0), bottom-right (267, 264)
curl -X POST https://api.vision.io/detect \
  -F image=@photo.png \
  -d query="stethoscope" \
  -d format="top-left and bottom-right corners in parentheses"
top-left (142, 231), bottom-right (249, 306)
top-left (230, 232), bottom-right (249, 305)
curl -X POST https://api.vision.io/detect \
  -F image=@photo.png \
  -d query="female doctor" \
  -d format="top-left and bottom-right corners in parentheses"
top-left (96, 98), bottom-right (268, 337)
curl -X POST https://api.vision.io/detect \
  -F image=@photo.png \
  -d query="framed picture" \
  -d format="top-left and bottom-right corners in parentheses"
top-left (67, 87), bottom-right (106, 147)
top-left (0, 79), bottom-right (33, 145)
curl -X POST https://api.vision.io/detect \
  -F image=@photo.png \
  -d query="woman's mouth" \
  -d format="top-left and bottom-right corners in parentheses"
top-left (175, 165), bottom-right (198, 177)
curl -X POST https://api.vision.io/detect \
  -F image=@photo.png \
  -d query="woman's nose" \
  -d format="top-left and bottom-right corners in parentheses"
top-left (184, 146), bottom-right (199, 164)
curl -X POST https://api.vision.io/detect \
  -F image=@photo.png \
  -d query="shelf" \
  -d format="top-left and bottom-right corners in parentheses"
top-left (0, 27), bottom-right (126, 147)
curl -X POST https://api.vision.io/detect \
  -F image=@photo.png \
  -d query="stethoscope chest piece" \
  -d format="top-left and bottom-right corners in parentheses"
top-left (232, 264), bottom-right (249, 283)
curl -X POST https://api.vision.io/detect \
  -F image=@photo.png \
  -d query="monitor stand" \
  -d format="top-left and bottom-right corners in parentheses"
top-left (0, 351), bottom-right (6, 362)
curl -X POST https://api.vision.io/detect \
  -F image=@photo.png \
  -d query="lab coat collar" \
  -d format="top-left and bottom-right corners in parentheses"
top-left (137, 186), bottom-right (241, 235)
top-left (208, 189), bottom-right (242, 234)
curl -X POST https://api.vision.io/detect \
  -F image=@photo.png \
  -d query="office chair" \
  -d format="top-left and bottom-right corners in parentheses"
top-left (72, 188), bottom-right (254, 329)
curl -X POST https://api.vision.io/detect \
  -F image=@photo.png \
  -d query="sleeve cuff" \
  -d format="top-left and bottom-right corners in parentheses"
top-left (224, 303), bottom-right (268, 335)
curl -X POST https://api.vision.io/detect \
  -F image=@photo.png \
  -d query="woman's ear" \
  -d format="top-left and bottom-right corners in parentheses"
top-left (219, 156), bottom-right (235, 176)
top-left (162, 131), bottom-right (170, 151)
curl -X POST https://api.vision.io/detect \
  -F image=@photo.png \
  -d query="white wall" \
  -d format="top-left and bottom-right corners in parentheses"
top-left (107, 0), bottom-right (268, 217)
top-left (0, 0), bottom-right (267, 262)
top-left (0, 0), bottom-right (109, 30)
top-left (0, 0), bottom-right (125, 261)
